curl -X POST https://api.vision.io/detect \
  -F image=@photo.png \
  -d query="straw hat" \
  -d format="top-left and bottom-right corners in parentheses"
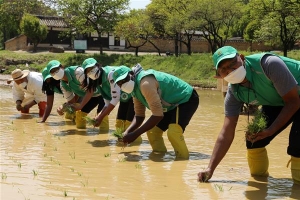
top-left (10, 69), bottom-right (30, 81)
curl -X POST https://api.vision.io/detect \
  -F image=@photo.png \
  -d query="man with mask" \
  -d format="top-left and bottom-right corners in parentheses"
top-left (10, 69), bottom-right (47, 117)
top-left (113, 64), bottom-right (199, 159)
top-left (197, 46), bottom-right (300, 185)
top-left (46, 60), bottom-right (107, 130)
top-left (78, 58), bottom-right (139, 141)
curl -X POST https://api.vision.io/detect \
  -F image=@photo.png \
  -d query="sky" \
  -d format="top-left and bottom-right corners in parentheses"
top-left (129, 0), bottom-right (151, 9)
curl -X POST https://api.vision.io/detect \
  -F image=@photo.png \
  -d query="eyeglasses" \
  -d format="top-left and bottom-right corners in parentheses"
top-left (216, 56), bottom-right (238, 77)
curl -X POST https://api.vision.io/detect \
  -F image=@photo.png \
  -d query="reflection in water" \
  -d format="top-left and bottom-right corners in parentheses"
top-left (1, 86), bottom-right (299, 199)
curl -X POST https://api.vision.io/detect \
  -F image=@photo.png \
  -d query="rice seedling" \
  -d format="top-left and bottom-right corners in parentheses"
top-left (245, 111), bottom-right (267, 144)
top-left (70, 167), bottom-right (74, 172)
top-left (1, 172), bottom-right (7, 179)
top-left (135, 164), bottom-right (142, 169)
top-left (104, 153), bottom-right (111, 157)
top-left (118, 156), bottom-right (126, 162)
top-left (83, 116), bottom-right (96, 126)
top-left (32, 169), bottom-right (38, 176)
top-left (18, 162), bottom-right (22, 168)
top-left (111, 128), bottom-right (124, 140)
top-left (214, 184), bottom-right (224, 192)
top-left (53, 147), bottom-right (57, 151)
top-left (77, 172), bottom-right (82, 176)
top-left (43, 142), bottom-right (46, 147)
top-left (69, 151), bottom-right (76, 159)
top-left (62, 103), bottom-right (75, 115)
top-left (64, 190), bottom-right (68, 197)
top-left (43, 153), bottom-right (47, 157)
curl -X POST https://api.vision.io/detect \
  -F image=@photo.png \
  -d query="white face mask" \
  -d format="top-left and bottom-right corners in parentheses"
top-left (52, 68), bottom-right (64, 80)
top-left (87, 67), bottom-right (100, 80)
top-left (19, 81), bottom-right (27, 89)
top-left (121, 80), bottom-right (135, 93)
top-left (224, 66), bottom-right (246, 84)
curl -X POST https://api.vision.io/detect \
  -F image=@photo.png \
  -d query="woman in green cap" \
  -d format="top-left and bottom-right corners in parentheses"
top-left (46, 60), bottom-right (106, 130)
top-left (113, 64), bottom-right (199, 159)
top-left (78, 57), bottom-right (140, 141)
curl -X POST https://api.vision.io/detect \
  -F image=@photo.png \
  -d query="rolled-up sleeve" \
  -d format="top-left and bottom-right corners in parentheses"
top-left (108, 71), bottom-right (120, 106)
top-left (27, 73), bottom-right (47, 103)
top-left (60, 82), bottom-right (75, 101)
top-left (12, 83), bottom-right (25, 102)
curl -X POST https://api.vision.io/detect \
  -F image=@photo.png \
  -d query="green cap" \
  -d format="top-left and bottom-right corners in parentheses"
top-left (82, 58), bottom-right (97, 70)
top-left (113, 66), bottom-right (131, 86)
top-left (213, 46), bottom-right (237, 69)
top-left (46, 60), bottom-right (61, 71)
top-left (42, 67), bottom-right (51, 81)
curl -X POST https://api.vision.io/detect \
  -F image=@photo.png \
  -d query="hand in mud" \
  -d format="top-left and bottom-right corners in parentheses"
top-left (198, 169), bottom-right (212, 183)
top-left (16, 104), bottom-right (23, 111)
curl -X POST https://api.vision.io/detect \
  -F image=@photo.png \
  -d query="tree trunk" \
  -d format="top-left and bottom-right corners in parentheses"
top-left (148, 40), bottom-right (161, 56)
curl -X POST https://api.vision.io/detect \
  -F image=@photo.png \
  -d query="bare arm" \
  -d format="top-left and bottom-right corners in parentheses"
top-left (40, 94), bottom-right (54, 122)
top-left (198, 115), bottom-right (239, 182)
top-left (251, 86), bottom-right (300, 142)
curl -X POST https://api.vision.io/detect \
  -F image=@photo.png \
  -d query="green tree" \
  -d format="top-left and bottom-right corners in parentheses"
top-left (20, 14), bottom-right (48, 52)
top-left (249, 0), bottom-right (300, 56)
top-left (115, 9), bottom-right (161, 56)
top-left (57, 0), bottom-right (129, 54)
top-left (147, 0), bottom-right (201, 56)
top-left (0, 0), bottom-right (56, 49)
top-left (190, 0), bottom-right (243, 53)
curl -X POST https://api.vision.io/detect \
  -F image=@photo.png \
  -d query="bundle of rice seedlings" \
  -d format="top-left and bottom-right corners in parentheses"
top-left (62, 104), bottom-right (75, 115)
top-left (245, 111), bottom-right (267, 140)
top-left (111, 128), bottom-right (124, 140)
top-left (83, 116), bottom-right (96, 126)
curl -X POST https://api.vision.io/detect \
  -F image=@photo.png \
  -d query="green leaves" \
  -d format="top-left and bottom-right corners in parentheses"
top-left (246, 111), bottom-right (267, 136)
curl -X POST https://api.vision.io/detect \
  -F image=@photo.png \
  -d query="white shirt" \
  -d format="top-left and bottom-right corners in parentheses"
top-left (12, 71), bottom-right (46, 103)
top-left (60, 67), bottom-right (86, 101)
top-left (107, 70), bottom-right (121, 106)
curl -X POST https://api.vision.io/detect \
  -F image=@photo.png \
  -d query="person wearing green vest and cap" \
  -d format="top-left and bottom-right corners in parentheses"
top-left (78, 58), bottom-right (138, 141)
top-left (197, 46), bottom-right (300, 185)
top-left (39, 67), bottom-right (80, 123)
top-left (46, 60), bottom-right (107, 130)
top-left (113, 64), bottom-right (199, 159)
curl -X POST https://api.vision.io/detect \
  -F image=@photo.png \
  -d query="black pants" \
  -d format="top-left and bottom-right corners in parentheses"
top-left (117, 97), bottom-right (135, 121)
top-left (81, 96), bottom-right (105, 114)
top-left (246, 105), bottom-right (300, 157)
top-left (157, 89), bottom-right (199, 132)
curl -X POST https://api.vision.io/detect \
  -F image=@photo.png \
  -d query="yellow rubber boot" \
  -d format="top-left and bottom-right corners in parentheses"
top-left (65, 112), bottom-right (75, 121)
top-left (291, 156), bottom-right (300, 185)
top-left (146, 126), bottom-right (167, 152)
top-left (75, 110), bottom-right (87, 129)
top-left (247, 147), bottom-right (269, 176)
top-left (124, 120), bottom-right (131, 130)
top-left (115, 119), bottom-right (126, 130)
top-left (99, 115), bottom-right (109, 133)
top-left (167, 124), bottom-right (189, 159)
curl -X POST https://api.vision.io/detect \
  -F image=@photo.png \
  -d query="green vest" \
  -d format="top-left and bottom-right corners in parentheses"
top-left (132, 69), bottom-right (193, 112)
top-left (100, 66), bottom-right (132, 102)
top-left (61, 66), bottom-right (101, 97)
top-left (53, 86), bottom-right (62, 94)
top-left (231, 53), bottom-right (300, 106)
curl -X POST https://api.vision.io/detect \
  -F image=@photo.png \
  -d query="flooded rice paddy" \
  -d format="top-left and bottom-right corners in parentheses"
top-left (0, 86), bottom-right (299, 200)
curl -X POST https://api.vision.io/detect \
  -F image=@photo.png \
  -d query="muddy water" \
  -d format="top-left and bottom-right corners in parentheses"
top-left (1, 86), bottom-right (299, 200)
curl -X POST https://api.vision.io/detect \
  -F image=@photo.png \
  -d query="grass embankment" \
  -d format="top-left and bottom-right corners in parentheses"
top-left (1, 50), bottom-right (300, 88)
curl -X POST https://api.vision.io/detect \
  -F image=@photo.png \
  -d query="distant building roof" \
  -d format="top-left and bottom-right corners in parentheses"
top-left (35, 15), bottom-right (68, 28)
